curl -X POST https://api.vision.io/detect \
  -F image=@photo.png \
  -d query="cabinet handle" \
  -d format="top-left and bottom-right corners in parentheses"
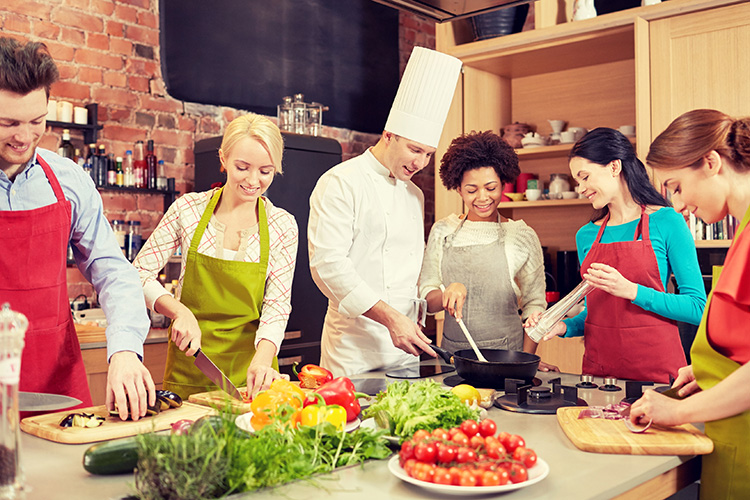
top-left (278, 355), bottom-right (303, 366)
top-left (284, 330), bottom-right (302, 340)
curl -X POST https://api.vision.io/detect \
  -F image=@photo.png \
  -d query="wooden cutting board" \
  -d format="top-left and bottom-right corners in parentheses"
top-left (20, 402), bottom-right (214, 444)
top-left (188, 382), bottom-right (313, 413)
top-left (557, 407), bottom-right (714, 455)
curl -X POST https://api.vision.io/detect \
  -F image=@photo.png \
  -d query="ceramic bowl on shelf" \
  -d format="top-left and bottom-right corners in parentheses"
top-left (561, 191), bottom-right (577, 199)
top-left (506, 192), bottom-right (525, 202)
top-left (525, 188), bottom-right (542, 201)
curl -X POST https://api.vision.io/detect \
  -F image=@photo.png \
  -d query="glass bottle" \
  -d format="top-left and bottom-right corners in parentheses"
top-left (123, 150), bottom-right (134, 188)
top-left (58, 129), bottom-right (75, 160)
top-left (0, 303), bottom-right (28, 498)
top-left (96, 145), bottom-right (107, 187)
top-left (106, 153), bottom-right (116, 186)
top-left (115, 157), bottom-right (124, 187)
top-left (84, 144), bottom-right (96, 182)
top-left (277, 96), bottom-right (293, 132)
top-left (156, 160), bottom-right (167, 191)
top-left (111, 220), bottom-right (126, 255)
top-left (292, 93), bottom-right (307, 134)
top-left (125, 220), bottom-right (142, 261)
top-left (146, 140), bottom-right (157, 190)
top-left (133, 141), bottom-right (146, 189)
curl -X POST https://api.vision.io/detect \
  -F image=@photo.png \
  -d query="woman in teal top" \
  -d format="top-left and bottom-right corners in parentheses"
top-left (538, 128), bottom-right (706, 382)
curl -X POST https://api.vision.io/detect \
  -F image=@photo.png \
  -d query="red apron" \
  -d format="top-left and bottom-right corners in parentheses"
top-left (0, 155), bottom-right (91, 416)
top-left (581, 210), bottom-right (686, 383)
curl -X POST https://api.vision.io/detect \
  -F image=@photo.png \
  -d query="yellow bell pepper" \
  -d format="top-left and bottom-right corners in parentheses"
top-left (299, 403), bottom-right (347, 431)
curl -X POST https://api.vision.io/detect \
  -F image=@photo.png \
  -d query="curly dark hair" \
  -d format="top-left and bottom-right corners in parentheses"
top-left (0, 37), bottom-right (59, 97)
top-left (439, 130), bottom-right (520, 190)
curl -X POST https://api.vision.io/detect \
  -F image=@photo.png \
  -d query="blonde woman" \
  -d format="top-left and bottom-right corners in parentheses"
top-left (134, 114), bottom-right (298, 399)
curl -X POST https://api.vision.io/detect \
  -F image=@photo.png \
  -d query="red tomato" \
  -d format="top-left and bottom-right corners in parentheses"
top-left (505, 434), bottom-right (526, 453)
top-left (458, 469), bottom-right (478, 487)
top-left (412, 429), bottom-right (431, 442)
top-left (412, 462), bottom-right (435, 482)
top-left (496, 467), bottom-right (510, 485)
top-left (413, 442), bottom-right (438, 464)
top-left (430, 428), bottom-right (448, 441)
top-left (478, 418), bottom-right (497, 437)
top-left (450, 431), bottom-right (469, 446)
top-left (432, 466), bottom-right (452, 485)
top-left (437, 445), bottom-right (457, 464)
top-left (469, 435), bottom-right (485, 449)
top-left (460, 419), bottom-right (479, 437)
top-left (402, 458), bottom-right (417, 475)
top-left (497, 431), bottom-right (511, 449)
top-left (485, 440), bottom-right (507, 459)
top-left (448, 427), bottom-right (462, 438)
top-left (448, 466), bottom-right (462, 486)
top-left (480, 470), bottom-right (501, 486)
top-left (399, 440), bottom-right (415, 462)
top-left (455, 446), bottom-right (477, 463)
top-left (508, 463), bottom-right (528, 483)
top-left (513, 447), bottom-right (538, 468)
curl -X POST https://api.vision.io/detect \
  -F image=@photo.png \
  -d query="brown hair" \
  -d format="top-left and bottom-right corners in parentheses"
top-left (647, 109), bottom-right (750, 173)
top-left (439, 130), bottom-right (520, 190)
top-left (0, 37), bottom-right (59, 98)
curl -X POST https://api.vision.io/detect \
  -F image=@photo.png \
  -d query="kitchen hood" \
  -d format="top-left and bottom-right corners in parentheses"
top-left (371, 0), bottom-right (535, 23)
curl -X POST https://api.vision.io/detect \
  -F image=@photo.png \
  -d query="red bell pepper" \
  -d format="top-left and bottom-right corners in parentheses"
top-left (303, 376), bottom-right (368, 422)
top-left (293, 363), bottom-right (333, 389)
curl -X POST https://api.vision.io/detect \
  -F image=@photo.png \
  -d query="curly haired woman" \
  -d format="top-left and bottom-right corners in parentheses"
top-left (419, 130), bottom-right (556, 370)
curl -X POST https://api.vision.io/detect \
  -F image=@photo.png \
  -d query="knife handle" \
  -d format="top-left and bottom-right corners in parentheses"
top-left (193, 348), bottom-right (201, 358)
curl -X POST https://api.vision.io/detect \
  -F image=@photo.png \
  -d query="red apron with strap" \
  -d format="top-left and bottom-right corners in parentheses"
top-left (0, 155), bottom-right (91, 416)
top-left (580, 210), bottom-right (686, 383)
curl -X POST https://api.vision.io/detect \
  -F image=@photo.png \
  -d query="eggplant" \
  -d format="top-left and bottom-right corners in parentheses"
top-left (156, 390), bottom-right (183, 409)
top-left (59, 412), bottom-right (105, 428)
top-left (109, 399), bottom-right (161, 419)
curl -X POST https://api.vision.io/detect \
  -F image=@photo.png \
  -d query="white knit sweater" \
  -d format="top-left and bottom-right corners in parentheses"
top-left (419, 214), bottom-right (547, 320)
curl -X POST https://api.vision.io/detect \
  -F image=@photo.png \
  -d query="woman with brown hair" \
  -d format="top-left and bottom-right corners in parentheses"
top-left (631, 109), bottom-right (750, 499)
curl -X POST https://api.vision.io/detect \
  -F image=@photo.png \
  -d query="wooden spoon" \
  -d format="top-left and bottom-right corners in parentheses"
top-left (440, 285), bottom-right (488, 363)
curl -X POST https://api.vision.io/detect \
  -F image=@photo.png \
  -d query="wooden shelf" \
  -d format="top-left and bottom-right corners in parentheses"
top-left (498, 198), bottom-right (588, 209)
top-left (694, 240), bottom-right (731, 249)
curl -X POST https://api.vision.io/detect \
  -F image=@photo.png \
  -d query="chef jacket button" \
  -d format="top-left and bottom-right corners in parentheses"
top-left (11, 189), bottom-right (16, 196)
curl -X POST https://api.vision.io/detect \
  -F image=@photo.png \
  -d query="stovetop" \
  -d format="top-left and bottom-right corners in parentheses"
top-left (442, 374), bottom-right (541, 391)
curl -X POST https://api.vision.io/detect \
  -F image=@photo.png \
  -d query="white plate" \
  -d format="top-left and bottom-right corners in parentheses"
top-left (388, 455), bottom-right (549, 496)
top-left (360, 417), bottom-right (400, 444)
top-left (235, 412), bottom-right (360, 433)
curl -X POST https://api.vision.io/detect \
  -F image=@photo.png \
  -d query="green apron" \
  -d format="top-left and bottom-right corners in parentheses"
top-left (162, 188), bottom-right (278, 399)
top-left (691, 205), bottom-right (750, 500)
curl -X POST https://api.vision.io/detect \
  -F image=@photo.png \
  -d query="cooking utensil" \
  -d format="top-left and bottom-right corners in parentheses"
top-left (193, 348), bottom-right (243, 401)
top-left (432, 345), bottom-right (540, 387)
top-left (19, 392), bottom-right (82, 412)
top-left (440, 284), bottom-right (488, 362)
top-left (656, 386), bottom-right (686, 400)
top-left (526, 280), bottom-right (594, 342)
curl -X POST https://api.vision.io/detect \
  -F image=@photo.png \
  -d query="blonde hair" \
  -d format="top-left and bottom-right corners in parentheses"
top-left (220, 113), bottom-right (284, 173)
top-left (647, 109), bottom-right (750, 173)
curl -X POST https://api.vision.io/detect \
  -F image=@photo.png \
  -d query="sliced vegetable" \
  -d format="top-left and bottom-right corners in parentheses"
top-left (156, 390), bottom-right (183, 410)
top-left (293, 363), bottom-right (333, 389)
top-left (83, 438), bottom-right (138, 475)
top-left (59, 412), bottom-right (105, 428)
top-left (109, 399), bottom-right (161, 419)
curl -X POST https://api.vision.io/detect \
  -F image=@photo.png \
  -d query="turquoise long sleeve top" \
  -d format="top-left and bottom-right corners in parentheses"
top-left (562, 207), bottom-right (707, 337)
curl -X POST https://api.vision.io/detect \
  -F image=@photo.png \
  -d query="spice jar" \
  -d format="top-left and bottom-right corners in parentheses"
top-left (549, 173), bottom-right (571, 200)
top-left (125, 221), bottom-right (142, 262)
top-left (0, 303), bottom-right (28, 497)
top-left (111, 220), bottom-right (126, 256)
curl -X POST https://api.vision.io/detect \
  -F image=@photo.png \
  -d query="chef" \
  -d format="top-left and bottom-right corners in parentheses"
top-left (0, 37), bottom-right (155, 420)
top-left (308, 47), bottom-right (462, 377)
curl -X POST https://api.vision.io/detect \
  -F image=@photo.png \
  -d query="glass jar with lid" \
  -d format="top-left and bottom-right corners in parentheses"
top-left (111, 220), bottom-right (127, 255)
top-left (549, 173), bottom-right (571, 199)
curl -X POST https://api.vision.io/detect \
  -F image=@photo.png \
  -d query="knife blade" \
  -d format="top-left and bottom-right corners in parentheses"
top-left (656, 386), bottom-right (686, 400)
top-left (193, 348), bottom-right (243, 401)
top-left (19, 392), bottom-right (82, 412)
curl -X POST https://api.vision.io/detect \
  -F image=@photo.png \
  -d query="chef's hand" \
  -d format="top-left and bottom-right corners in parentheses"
top-left (672, 365), bottom-right (701, 398)
top-left (541, 322), bottom-right (567, 341)
top-left (246, 340), bottom-right (288, 399)
top-left (441, 282), bottom-right (467, 320)
top-left (523, 311), bottom-right (543, 329)
top-left (629, 389), bottom-right (686, 427)
top-left (171, 308), bottom-right (202, 356)
top-left (583, 263), bottom-right (638, 301)
top-left (106, 351), bottom-right (156, 421)
top-left (365, 301), bottom-right (436, 358)
top-left (538, 361), bottom-right (560, 372)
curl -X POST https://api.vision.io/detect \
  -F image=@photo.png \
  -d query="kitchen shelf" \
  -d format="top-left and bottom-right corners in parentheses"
top-left (498, 198), bottom-right (588, 209)
top-left (694, 240), bottom-right (731, 249)
top-left (47, 103), bottom-right (103, 144)
top-left (97, 186), bottom-right (179, 212)
top-left (516, 137), bottom-right (635, 160)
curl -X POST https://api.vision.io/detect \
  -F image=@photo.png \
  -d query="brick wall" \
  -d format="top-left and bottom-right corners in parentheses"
top-left (0, 2), bottom-right (435, 303)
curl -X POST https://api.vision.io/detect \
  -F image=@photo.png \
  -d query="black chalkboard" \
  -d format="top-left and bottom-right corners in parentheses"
top-left (159, 0), bottom-right (400, 134)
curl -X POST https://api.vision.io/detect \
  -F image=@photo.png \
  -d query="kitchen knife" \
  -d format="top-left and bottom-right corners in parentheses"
top-left (19, 392), bottom-right (82, 412)
top-left (656, 386), bottom-right (686, 400)
top-left (193, 348), bottom-right (243, 401)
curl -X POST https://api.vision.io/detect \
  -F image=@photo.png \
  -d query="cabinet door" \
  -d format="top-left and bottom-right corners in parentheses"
top-left (649, 2), bottom-right (750, 138)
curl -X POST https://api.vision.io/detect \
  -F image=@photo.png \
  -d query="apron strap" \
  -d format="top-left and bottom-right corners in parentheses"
top-left (188, 188), bottom-right (222, 254)
top-left (592, 213), bottom-right (610, 245)
top-left (37, 154), bottom-right (67, 203)
top-left (634, 207), bottom-right (649, 242)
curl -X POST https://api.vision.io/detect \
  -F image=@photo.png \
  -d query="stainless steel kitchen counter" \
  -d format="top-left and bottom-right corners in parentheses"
top-left (18, 369), bottom-right (700, 500)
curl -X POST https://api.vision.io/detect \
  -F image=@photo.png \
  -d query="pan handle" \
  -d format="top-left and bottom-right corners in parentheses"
top-left (431, 346), bottom-right (453, 364)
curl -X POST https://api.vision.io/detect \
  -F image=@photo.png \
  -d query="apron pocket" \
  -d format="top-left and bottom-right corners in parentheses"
top-left (701, 439), bottom-right (738, 500)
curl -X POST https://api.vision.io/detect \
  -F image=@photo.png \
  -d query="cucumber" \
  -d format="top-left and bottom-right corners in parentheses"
top-left (82, 437), bottom-right (139, 475)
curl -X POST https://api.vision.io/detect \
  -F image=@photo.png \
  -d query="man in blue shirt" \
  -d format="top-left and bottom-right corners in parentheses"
top-left (0, 37), bottom-right (156, 420)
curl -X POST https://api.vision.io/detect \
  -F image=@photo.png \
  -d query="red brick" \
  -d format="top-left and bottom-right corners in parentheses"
top-left (148, 77), bottom-right (166, 97)
top-left (79, 66), bottom-right (103, 84)
top-left (53, 7), bottom-right (104, 33)
top-left (75, 48), bottom-right (124, 70)
top-left (152, 129), bottom-right (193, 149)
top-left (199, 117), bottom-right (221, 135)
top-left (108, 107), bottom-right (132, 122)
top-left (61, 27), bottom-right (86, 46)
top-left (136, 193), bottom-right (164, 212)
top-left (87, 33), bottom-right (110, 51)
top-left (99, 191), bottom-right (137, 211)
top-left (102, 124), bottom-right (147, 143)
top-left (33, 20), bottom-right (61, 40)
top-left (128, 75), bottom-right (150, 93)
top-left (124, 24), bottom-right (158, 46)
top-left (6, 14), bottom-right (31, 33)
top-left (110, 37), bottom-right (132, 55)
top-left (126, 58), bottom-right (158, 77)
top-left (141, 95), bottom-right (183, 113)
top-left (57, 63), bottom-right (78, 80)
top-left (45, 42), bottom-right (76, 62)
top-left (91, 0), bottom-right (115, 16)
top-left (177, 116), bottom-right (196, 133)
top-left (103, 70), bottom-right (127, 87)
top-left (92, 87), bottom-right (139, 108)
top-left (136, 11), bottom-right (158, 29)
top-left (65, 0), bottom-right (89, 8)
top-left (113, 4), bottom-right (137, 23)
top-left (117, 0), bottom-right (150, 9)
top-left (51, 81), bottom-right (91, 101)
top-left (106, 20), bottom-right (125, 37)
top-left (3, 0), bottom-right (53, 18)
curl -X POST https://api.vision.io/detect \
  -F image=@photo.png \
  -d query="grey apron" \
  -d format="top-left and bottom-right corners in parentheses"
top-left (441, 217), bottom-right (523, 353)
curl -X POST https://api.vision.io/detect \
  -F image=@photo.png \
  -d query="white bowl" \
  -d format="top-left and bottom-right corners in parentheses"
top-left (561, 191), bottom-right (577, 199)
top-left (525, 189), bottom-right (542, 201)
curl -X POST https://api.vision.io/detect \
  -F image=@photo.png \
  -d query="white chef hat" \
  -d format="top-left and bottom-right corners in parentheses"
top-left (384, 47), bottom-right (462, 149)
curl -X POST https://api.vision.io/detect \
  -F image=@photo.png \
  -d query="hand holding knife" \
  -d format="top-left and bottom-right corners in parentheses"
top-left (193, 348), bottom-right (243, 401)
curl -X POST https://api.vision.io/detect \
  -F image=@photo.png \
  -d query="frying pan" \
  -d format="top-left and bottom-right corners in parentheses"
top-left (432, 346), bottom-right (540, 387)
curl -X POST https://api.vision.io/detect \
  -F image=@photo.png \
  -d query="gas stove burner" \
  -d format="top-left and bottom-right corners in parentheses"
top-left (494, 377), bottom-right (587, 414)
top-left (442, 374), bottom-right (541, 391)
top-left (576, 374), bottom-right (598, 389)
top-left (598, 376), bottom-right (622, 392)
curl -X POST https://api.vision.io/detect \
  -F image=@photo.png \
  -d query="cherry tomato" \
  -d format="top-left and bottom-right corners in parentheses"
top-left (469, 435), bottom-right (485, 449)
top-left (485, 440), bottom-right (507, 459)
top-left (460, 419), bottom-right (479, 437)
top-left (513, 447), bottom-right (538, 468)
top-left (480, 470), bottom-right (501, 486)
top-left (431, 428), bottom-right (450, 441)
top-left (413, 442), bottom-right (438, 464)
top-left (478, 418), bottom-right (497, 437)
top-left (456, 446), bottom-right (477, 463)
top-left (458, 469), bottom-right (477, 487)
top-left (508, 463), bottom-right (529, 483)
top-left (437, 444), bottom-right (457, 464)
top-left (496, 467), bottom-right (510, 485)
top-left (505, 434), bottom-right (526, 453)
top-left (432, 466), bottom-right (452, 485)
top-left (399, 440), bottom-right (415, 463)
top-left (412, 462), bottom-right (435, 482)
top-left (412, 429), bottom-right (431, 442)
top-left (450, 431), bottom-right (469, 446)
top-left (448, 466), bottom-right (462, 485)
top-left (402, 458), bottom-right (417, 475)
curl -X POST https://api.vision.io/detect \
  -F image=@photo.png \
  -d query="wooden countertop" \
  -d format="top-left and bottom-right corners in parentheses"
top-left (75, 323), bottom-right (168, 347)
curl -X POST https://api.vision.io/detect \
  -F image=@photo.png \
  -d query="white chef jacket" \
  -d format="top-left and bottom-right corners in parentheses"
top-left (308, 149), bottom-right (424, 377)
